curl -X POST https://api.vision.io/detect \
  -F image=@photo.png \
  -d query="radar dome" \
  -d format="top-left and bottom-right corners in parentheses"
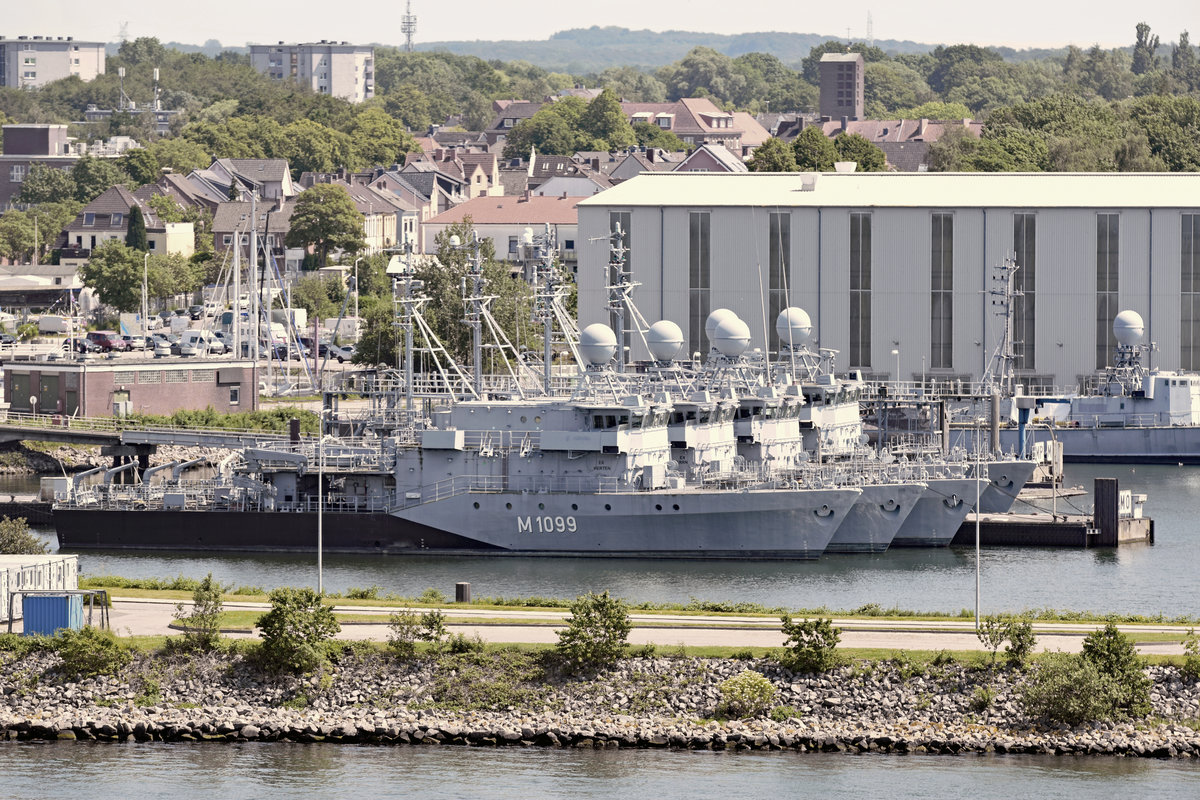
top-left (712, 316), bottom-right (751, 358)
top-left (705, 308), bottom-right (739, 342)
top-left (1113, 310), bottom-right (1145, 347)
top-left (646, 320), bottom-right (684, 362)
top-left (775, 307), bottom-right (812, 348)
top-left (579, 323), bottom-right (618, 366)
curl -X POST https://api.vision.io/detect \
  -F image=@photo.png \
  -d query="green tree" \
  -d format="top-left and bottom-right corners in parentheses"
top-left (0, 516), bottom-right (47, 555)
top-left (145, 136), bottom-right (214, 175)
top-left (833, 132), bottom-right (887, 171)
top-left (892, 101), bottom-right (974, 121)
top-left (579, 88), bottom-right (636, 150)
top-left (502, 106), bottom-right (579, 160)
top-left (778, 614), bottom-right (841, 673)
top-left (255, 587), bottom-right (341, 673)
top-left (348, 107), bottom-right (419, 169)
top-left (352, 300), bottom-right (399, 366)
top-left (121, 148), bottom-right (160, 187)
top-left (0, 211), bottom-right (35, 262)
top-left (717, 669), bottom-right (778, 718)
top-left (1132, 22), bottom-right (1161, 75)
top-left (281, 119), bottom-right (356, 176)
top-left (71, 156), bottom-right (129, 203)
top-left (17, 163), bottom-right (77, 205)
top-left (171, 572), bottom-right (225, 651)
top-left (284, 184), bottom-right (365, 267)
top-left (747, 137), bottom-right (798, 172)
top-left (28, 201), bottom-right (83, 260)
top-left (555, 591), bottom-right (632, 671)
top-left (800, 41), bottom-right (886, 84)
top-left (632, 122), bottom-right (688, 151)
top-left (79, 239), bottom-right (142, 311)
top-left (1172, 31), bottom-right (1198, 90)
top-left (1081, 623), bottom-right (1152, 717)
top-left (864, 61), bottom-right (932, 117)
top-left (657, 46), bottom-right (747, 104)
top-left (125, 205), bottom-right (148, 252)
top-left (791, 125), bottom-right (839, 171)
top-left (597, 66), bottom-right (667, 102)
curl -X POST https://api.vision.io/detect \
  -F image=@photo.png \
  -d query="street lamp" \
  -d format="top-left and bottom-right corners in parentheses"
top-left (142, 252), bottom-right (150, 339)
top-left (891, 348), bottom-right (900, 393)
top-left (352, 256), bottom-right (364, 322)
top-left (316, 409), bottom-right (331, 595)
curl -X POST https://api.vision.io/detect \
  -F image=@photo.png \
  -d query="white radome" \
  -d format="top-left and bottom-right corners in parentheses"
top-left (705, 308), bottom-right (739, 342)
top-left (1113, 309), bottom-right (1145, 347)
top-left (646, 320), bottom-right (684, 362)
top-left (579, 323), bottom-right (618, 366)
top-left (712, 316), bottom-right (751, 358)
top-left (775, 307), bottom-right (812, 348)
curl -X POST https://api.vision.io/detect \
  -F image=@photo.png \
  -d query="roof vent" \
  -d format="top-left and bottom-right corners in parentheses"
top-left (833, 161), bottom-right (857, 174)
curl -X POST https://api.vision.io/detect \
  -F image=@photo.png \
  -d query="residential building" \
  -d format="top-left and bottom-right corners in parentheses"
top-left (484, 101), bottom-right (543, 146)
top-left (188, 159), bottom-right (298, 201)
top-left (622, 98), bottom-right (742, 153)
top-left (422, 194), bottom-right (581, 275)
top-left (0, 124), bottom-right (77, 208)
top-left (0, 264), bottom-right (83, 310)
top-left (819, 53), bottom-right (864, 121)
top-left (0, 35), bottom-right (104, 89)
top-left (811, 118), bottom-right (983, 172)
top-left (577, 171), bottom-right (1200, 388)
top-left (673, 143), bottom-right (749, 173)
top-left (57, 185), bottom-right (194, 267)
top-left (249, 41), bottom-right (374, 103)
top-left (211, 198), bottom-right (297, 273)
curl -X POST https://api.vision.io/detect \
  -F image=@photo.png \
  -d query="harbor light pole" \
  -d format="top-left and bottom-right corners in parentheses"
top-left (316, 409), bottom-right (329, 595)
top-left (891, 348), bottom-right (900, 394)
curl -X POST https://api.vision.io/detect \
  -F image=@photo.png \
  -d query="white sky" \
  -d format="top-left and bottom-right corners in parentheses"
top-left (2, 1), bottom-right (1196, 51)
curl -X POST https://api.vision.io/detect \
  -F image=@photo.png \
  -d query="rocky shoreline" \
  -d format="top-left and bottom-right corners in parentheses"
top-left (4, 649), bottom-right (1200, 758)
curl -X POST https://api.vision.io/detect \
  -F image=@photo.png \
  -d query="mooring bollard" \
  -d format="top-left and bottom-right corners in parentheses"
top-left (455, 582), bottom-right (471, 603)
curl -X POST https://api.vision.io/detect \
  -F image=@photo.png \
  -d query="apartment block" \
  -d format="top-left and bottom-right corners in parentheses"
top-left (249, 41), bottom-right (374, 103)
top-left (0, 35), bottom-right (105, 89)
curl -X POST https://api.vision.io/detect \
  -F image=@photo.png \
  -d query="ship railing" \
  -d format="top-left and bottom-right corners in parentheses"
top-left (1067, 412), bottom-right (1170, 428)
top-left (281, 494), bottom-right (393, 514)
top-left (394, 473), bottom-right (628, 509)
top-left (459, 429), bottom-right (542, 453)
top-left (55, 481), bottom-right (268, 512)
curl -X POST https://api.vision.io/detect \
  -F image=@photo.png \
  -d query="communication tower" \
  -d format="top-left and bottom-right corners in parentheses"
top-left (402, 1), bottom-right (418, 53)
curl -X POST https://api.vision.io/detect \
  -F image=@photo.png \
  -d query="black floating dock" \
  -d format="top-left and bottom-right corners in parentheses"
top-left (952, 477), bottom-right (1154, 548)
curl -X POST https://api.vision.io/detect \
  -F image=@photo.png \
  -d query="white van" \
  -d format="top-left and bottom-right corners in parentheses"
top-left (178, 329), bottom-right (225, 356)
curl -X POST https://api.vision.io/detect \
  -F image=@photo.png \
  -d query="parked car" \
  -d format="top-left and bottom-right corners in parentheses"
top-left (86, 331), bottom-right (129, 352)
top-left (158, 310), bottom-right (174, 324)
top-left (0, 333), bottom-right (16, 346)
top-left (172, 308), bottom-right (189, 317)
top-left (328, 344), bottom-right (355, 363)
top-left (121, 335), bottom-right (150, 351)
top-left (62, 338), bottom-right (101, 353)
top-left (188, 305), bottom-right (205, 320)
top-left (270, 342), bottom-right (310, 361)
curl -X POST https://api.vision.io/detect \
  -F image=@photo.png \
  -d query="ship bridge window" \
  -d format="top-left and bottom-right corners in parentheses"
top-left (737, 407), bottom-right (752, 419)
top-left (670, 411), bottom-right (684, 425)
top-left (762, 406), bottom-right (775, 419)
top-left (618, 413), bottom-right (631, 429)
top-left (686, 410), bottom-right (697, 421)
top-left (630, 414), bottom-right (643, 429)
top-left (593, 415), bottom-right (604, 429)
top-left (699, 411), bottom-right (711, 424)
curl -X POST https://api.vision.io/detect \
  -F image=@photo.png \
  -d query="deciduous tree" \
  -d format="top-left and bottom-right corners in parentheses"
top-left (79, 239), bottom-right (142, 311)
top-left (747, 137), bottom-right (797, 172)
top-left (833, 132), bottom-right (887, 172)
top-left (284, 184), bottom-right (365, 268)
top-left (791, 125), bottom-right (838, 171)
top-left (17, 163), bottom-right (77, 205)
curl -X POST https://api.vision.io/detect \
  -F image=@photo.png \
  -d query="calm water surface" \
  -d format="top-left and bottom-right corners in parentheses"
top-left (0, 743), bottom-right (1198, 800)
top-left (12, 464), bottom-right (1200, 616)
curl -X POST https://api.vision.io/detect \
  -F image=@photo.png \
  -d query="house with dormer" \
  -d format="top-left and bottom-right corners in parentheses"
top-left (187, 158), bottom-right (298, 202)
top-left (621, 98), bottom-right (744, 154)
top-left (57, 185), bottom-right (194, 267)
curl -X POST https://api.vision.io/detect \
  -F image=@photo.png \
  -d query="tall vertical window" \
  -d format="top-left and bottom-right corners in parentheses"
top-left (689, 212), bottom-right (711, 355)
top-left (849, 213), bottom-right (872, 368)
top-left (1096, 213), bottom-right (1120, 369)
top-left (1182, 214), bottom-right (1200, 370)
top-left (608, 211), bottom-right (632, 354)
top-left (1013, 213), bottom-right (1037, 371)
top-left (768, 212), bottom-right (791, 352)
top-left (930, 213), bottom-right (953, 370)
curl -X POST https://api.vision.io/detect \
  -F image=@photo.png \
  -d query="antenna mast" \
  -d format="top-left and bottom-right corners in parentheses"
top-left (402, 1), bottom-right (418, 53)
top-left (867, 12), bottom-right (875, 47)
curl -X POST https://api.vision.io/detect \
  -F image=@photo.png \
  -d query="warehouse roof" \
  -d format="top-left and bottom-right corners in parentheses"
top-left (578, 172), bottom-right (1200, 210)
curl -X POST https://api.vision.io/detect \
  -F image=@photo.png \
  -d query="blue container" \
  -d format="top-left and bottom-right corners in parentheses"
top-left (23, 595), bottom-right (84, 637)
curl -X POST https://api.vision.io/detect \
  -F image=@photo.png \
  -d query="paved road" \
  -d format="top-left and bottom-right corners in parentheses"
top-left (62, 597), bottom-right (1189, 655)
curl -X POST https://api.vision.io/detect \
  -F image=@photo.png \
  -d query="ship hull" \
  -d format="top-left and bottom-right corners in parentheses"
top-left (825, 483), bottom-right (926, 554)
top-left (53, 486), bottom-right (861, 560)
top-left (890, 478), bottom-right (977, 547)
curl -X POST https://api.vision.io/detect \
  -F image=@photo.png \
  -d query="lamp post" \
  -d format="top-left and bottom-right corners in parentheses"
top-left (352, 256), bottom-right (364, 322)
top-left (316, 409), bottom-right (330, 595)
top-left (142, 252), bottom-right (150, 339)
top-left (891, 348), bottom-right (900, 393)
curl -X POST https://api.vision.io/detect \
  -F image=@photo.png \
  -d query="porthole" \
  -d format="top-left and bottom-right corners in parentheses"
top-left (520, 416), bottom-right (527, 423)
top-left (473, 502), bottom-right (480, 509)
top-left (505, 502), bottom-right (512, 510)
top-left (534, 416), bottom-right (542, 423)
top-left (655, 504), bottom-right (662, 511)
top-left (571, 503), bottom-right (578, 511)
top-left (604, 504), bottom-right (611, 511)
top-left (673, 504), bottom-right (680, 511)
top-left (538, 502), bottom-right (545, 510)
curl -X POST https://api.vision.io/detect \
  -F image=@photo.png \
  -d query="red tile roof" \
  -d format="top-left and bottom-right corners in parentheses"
top-left (426, 195), bottom-right (580, 225)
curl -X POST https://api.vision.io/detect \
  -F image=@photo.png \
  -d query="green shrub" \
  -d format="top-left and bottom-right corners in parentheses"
top-left (977, 615), bottom-right (1007, 663)
top-left (171, 572), bottom-right (225, 651)
top-left (1181, 629), bottom-right (1200, 680)
top-left (255, 588), bottom-right (341, 673)
top-left (387, 610), bottom-right (422, 659)
top-left (445, 632), bottom-right (485, 654)
top-left (345, 585), bottom-right (381, 600)
top-left (971, 685), bottom-right (996, 712)
top-left (730, 648), bottom-right (756, 660)
top-left (53, 626), bottom-right (131, 679)
top-left (555, 591), bottom-right (632, 671)
top-left (0, 516), bottom-right (47, 555)
top-left (1081, 623), bottom-right (1151, 717)
top-left (418, 588), bottom-right (447, 604)
top-left (717, 669), bottom-right (778, 718)
top-left (779, 614), bottom-right (841, 673)
top-left (1004, 618), bottom-right (1037, 668)
top-left (769, 705), bottom-right (800, 722)
top-left (1021, 652), bottom-right (1114, 725)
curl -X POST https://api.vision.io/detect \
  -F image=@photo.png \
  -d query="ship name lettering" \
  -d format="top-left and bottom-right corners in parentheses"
top-left (516, 515), bottom-right (576, 533)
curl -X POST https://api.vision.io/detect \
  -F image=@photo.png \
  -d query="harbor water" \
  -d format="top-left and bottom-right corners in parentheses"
top-left (9, 463), bottom-right (1200, 617)
top-left (0, 742), bottom-right (1198, 800)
